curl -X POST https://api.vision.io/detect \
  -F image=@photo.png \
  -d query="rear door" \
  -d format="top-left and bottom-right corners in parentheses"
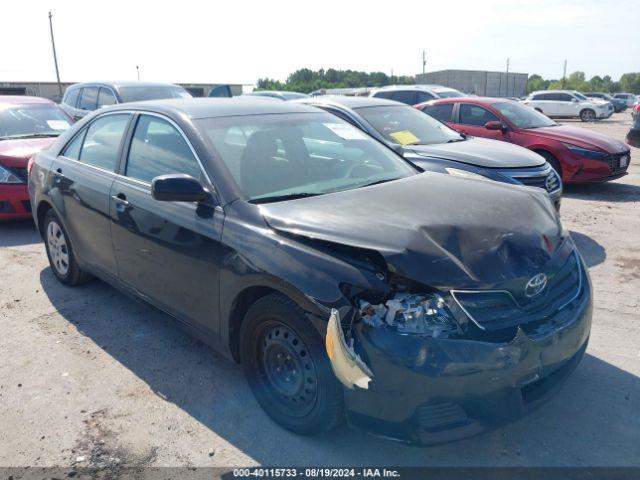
top-left (109, 113), bottom-right (224, 334)
top-left (51, 112), bottom-right (132, 278)
top-left (530, 93), bottom-right (557, 115)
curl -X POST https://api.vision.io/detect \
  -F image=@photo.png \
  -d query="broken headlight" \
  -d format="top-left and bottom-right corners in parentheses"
top-left (359, 292), bottom-right (458, 337)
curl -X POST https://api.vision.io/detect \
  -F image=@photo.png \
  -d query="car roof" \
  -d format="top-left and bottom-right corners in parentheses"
top-left (427, 96), bottom-right (508, 105)
top-left (105, 97), bottom-right (321, 119)
top-left (67, 81), bottom-right (184, 90)
top-left (374, 84), bottom-right (458, 93)
top-left (0, 95), bottom-right (55, 107)
top-left (295, 95), bottom-right (403, 109)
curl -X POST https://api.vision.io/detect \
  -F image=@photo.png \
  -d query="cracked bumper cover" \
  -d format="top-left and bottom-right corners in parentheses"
top-left (328, 284), bottom-right (592, 445)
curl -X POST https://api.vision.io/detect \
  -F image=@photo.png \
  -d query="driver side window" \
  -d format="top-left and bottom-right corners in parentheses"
top-left (125, 115), bottom-right (202, 184)
top-left (458, 104), bottom-right (499, 126)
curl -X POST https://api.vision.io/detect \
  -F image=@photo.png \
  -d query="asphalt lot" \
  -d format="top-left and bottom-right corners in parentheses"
top-left (1, 111), bottom-right (639, 469)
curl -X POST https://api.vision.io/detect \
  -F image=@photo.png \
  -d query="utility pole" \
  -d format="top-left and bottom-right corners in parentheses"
top-left (505, 58), bottom-right (510, 97)
top-left (561, 59), bottom-right (567, 88)
top-left (136, 65), bottom-right (140, 81)
top-left (48, 11), bottom-right (62, 98)
top-left (422, 50), bottom-right (426, 77)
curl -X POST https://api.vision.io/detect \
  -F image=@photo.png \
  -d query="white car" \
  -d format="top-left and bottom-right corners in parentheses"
top-left (522, 90), bottom-right (613, 122)
top-left (613, 93), bottom-right (637, 108)
top-left (369, 84), bottom-right (464, 105)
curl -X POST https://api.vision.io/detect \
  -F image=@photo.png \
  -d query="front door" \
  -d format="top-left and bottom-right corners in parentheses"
top-left (109, 113), bottom-right (224, 335)
top-left (453, 103), bottom-right (510, 141)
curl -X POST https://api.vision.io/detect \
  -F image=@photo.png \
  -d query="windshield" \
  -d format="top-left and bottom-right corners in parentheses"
top-left (355, 105), bottom-right (463, 145)
top-left (0, 105), bottom-right (71, 140)
top-left (435, 90), bottom-right (464, 98)
top-left (196, 112), bottom-right (416, 202)
top-left (493, 101), bottom-right (557, 129)
top-left (118, 86), bottom-right (192, 103)
top-left (572, 92), bottom-right (589, 101)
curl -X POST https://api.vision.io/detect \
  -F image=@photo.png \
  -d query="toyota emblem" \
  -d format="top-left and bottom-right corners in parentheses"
top-left (525, 273), bottom-right (548, 298)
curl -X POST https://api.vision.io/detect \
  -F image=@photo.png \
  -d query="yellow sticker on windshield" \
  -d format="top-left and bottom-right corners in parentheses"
top-left (389, 130), bottom-right (420, 145)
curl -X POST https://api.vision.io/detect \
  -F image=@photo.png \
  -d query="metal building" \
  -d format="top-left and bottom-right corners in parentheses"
top-left (416, 69), bottom-right (528, 98)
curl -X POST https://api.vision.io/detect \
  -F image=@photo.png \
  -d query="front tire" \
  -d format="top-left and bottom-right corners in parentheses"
top-left (580, 109), bottom-right (596, 122)
top-left (240, 293), bottom-right (343, 435)
top-left (43, 210), bottom-right (90, 286)
top-left (537, 151), bottom-right (561, 176)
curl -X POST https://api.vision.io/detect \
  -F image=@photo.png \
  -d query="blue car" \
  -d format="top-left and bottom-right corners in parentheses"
top-left (295, 96), bottom-right (562, 209)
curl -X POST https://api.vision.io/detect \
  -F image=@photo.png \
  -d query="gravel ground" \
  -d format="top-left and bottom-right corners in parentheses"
top-left (1, 112), bottom-right (638, 469)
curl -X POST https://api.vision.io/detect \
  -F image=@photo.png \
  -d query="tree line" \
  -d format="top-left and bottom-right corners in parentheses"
top-left (256, 68), bottom-right (640, 95)
top-left (527, 72), bottom-right (640, 94)
top-left (256, 68), bottom-right (414, 93)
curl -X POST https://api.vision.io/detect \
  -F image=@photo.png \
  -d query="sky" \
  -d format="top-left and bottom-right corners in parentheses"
top-left (1, 0), bottom-right (638, 86)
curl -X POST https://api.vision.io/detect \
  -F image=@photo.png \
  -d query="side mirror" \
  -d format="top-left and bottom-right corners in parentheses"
top-left (151, 174), bottom-right (209, 203)
top-left (571, 98), bottom-right (579, 103)
top-left (484, 121), bottom-right (507, 132)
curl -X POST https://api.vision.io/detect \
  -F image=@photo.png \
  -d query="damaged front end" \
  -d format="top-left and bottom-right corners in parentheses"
top-left (324, 260), bottom-right (592, 445)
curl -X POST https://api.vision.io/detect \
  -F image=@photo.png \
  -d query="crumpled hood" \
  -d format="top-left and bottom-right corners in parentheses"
top-left (405, 137), bottom-right (545, 169)
top-left (259, 173), bottom-right (565, 292)
top-left (527, 125), bottom-right (629, 153)
top-left (0, 137), bottom-right (55, 168)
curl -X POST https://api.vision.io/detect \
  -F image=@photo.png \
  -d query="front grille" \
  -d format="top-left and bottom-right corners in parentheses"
top-left (452, 251), bottom-right (584, 331)
top-left (518, 171), bottom-right (561, 193)
top-left (603, 152), bottom-right (630, 174)
top-left (501, 166), bottom-right (562, 194)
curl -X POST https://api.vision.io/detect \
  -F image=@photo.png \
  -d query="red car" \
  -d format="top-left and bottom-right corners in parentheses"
top-left (0, 96), bottom-right (73, 219)
top-left (416, 97), bottom-right (631, 183)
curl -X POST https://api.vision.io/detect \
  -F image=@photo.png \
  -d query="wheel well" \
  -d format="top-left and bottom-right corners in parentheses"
top-left (228, 286), bottom-right (279, 362)
top-left (534, 149), bottom-right (562, 178)
top-left (36, 201), bottom-right (53, 238)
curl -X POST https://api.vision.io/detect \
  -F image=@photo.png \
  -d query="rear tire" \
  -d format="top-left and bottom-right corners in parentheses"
top-left (43, 210), bottom-right (90, 286)
top-left (580, 109), bottom-right (596, 122)
top-left (240, 293), bottom-right (343, 435)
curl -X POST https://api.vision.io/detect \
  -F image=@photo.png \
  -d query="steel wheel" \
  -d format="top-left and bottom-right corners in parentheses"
top-left (47, 220), bottom-right (70, 276)
top-left (258, 322), bottom-right (318, 418)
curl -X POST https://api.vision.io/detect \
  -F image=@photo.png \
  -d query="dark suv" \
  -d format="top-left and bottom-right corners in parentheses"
top-left (60, 81), bottom-right (191, 120)
top-left (29, 98), bottom-right (591, 445)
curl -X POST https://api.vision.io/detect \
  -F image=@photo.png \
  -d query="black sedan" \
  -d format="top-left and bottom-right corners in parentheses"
top-left (29, 98), bottom-right (591, 445)
top-left (295, 96), bottom-right (563, 209)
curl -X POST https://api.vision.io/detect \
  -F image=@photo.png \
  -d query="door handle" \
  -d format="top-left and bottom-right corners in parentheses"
top-left (53, 168), bottom-right (64, 182)
top-left (111, 193), bottom-right (131, 208)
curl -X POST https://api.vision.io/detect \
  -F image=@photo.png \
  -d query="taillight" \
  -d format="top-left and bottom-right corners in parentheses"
top-left (27, 156), bottom-right (35, 175)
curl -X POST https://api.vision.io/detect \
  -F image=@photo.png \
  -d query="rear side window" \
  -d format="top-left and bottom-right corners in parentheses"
top-left (63, 89), bottom-right (80, 107)
top-left (532, 93), bottom-right (550, 101)
top-left (390, 91), bottom-right (416, 105)
top-left (555, 93), bottom-right (573, 102)
top-left (372, 91), bottom-right (394, 100)
top-left (78, 87), bottom-right (99, 111)
top-left (97, 88), bottom-right (117, 108)
top-left (125, 115), bottom-right (201, 183)
top-left (459, 104), bottom-right (499, 126)
top-left (422, 103), bottom-right (454, 122)
top-left (415, 91), bottom-right (436, 103)
top-left (63, 114), bottom-right (130, 171)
